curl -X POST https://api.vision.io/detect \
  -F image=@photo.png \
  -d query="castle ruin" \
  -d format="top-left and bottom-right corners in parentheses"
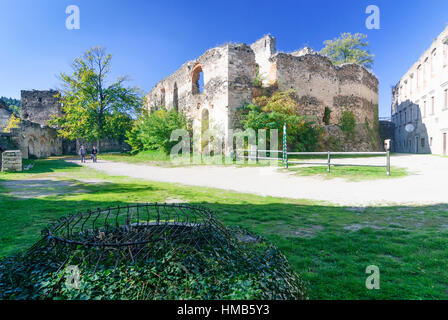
top-left (145, 35), bottom-right (380, 152)
top-left (0, 90), bottom-right (126, 161)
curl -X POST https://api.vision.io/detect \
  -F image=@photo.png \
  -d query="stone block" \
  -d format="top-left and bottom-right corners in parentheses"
top-left (1, 150), bottom-right (22, 172)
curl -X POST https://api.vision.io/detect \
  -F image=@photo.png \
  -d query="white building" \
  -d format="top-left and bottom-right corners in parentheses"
top-left (392, 25), bottom-right (448, 155)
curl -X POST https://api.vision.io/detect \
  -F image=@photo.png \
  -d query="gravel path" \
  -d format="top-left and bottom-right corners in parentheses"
top-left (75, 154), bottom-right (448, 206)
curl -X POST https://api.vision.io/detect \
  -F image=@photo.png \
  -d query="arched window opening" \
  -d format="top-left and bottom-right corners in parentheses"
top-left (160, 88), bottom-right (166, 107)
top-left (173, 83), bottom-right (179, 112)
top-left (39, 137), bottom-right (47, 158)
top-left (28, 139), bottom-right (35, 158)
top-left (192, 64), bottom-right (204, 95)
top-left (201, 108), bottom-right (209, 152)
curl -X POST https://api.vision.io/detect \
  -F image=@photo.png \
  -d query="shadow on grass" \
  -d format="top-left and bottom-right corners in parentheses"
top-left (21, 159), bottom-right (82, 174)
top-left (1, 180), bottom-right (448, 300)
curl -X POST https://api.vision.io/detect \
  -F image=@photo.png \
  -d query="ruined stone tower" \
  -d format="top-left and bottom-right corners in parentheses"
top-left (20, 90), bottom-right (61, 126)
top-left (145, 34), bottom-right (380, 152)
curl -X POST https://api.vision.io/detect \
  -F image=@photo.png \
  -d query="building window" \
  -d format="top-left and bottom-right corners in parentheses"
top-left (417, 65), bottom-right (421, 88)
top-left (421, 138), bottom-right (425, 148)
top-left (431, 49), bottom-right (437, 76)
top-left (444, 89), bottom-right (448, 110)
top-left (431, 96), bottom-right (435, 114)
top-left (423, 58), bottom-right (428, 87)
top-left (444, 42), bottom-right (448, 67)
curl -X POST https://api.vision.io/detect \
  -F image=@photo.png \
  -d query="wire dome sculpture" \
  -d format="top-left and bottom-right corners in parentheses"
top-left (39, 203), bottom-right (242, 268)
top-left (2, 203), bottom-right (307, 300)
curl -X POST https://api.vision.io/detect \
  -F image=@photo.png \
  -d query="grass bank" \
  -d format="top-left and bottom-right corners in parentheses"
top-left (0, 159), bottom-right (446, 299)
top-left (288, 165), bottom-right (408, 181)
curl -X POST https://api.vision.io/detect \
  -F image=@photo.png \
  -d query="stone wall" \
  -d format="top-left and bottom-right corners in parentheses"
top-left (0, 100), bottom-right (12, 130)
top-left (1, 150), bottom-right (22, 172)
top-left (271, 53), bottom-right (378, 126)
top-left (250, 35), bottom-right (276, 87)
top-left (9, 120), bottom-right (63, 159)
top-left (145, 34), bottom-right (381, 153)
top-left (20, 90), bottom-right (61, 126)
top-left (145, 44), bottom-right (232, 152)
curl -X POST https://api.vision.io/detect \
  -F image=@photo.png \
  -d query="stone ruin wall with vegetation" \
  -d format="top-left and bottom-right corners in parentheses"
top-left (145, 35), bottom-right (381, 152)
top-left (0, 100), bottom-right (12, 130)
top-left (20, 90), bottom-right (62, 126)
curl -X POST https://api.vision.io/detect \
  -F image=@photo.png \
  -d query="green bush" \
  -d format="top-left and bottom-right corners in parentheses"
top-left (323, 107), bottom-right (332, 125)
top-left (240, 90), bottom-right (322, 152)
top-left (126, 108), bottom-right (191, 154)
top-left (339, 109), bottom-right (356, 138)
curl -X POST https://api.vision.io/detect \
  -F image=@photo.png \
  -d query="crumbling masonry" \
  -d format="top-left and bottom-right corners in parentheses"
top-left (0, 90), bottom-right (126, 160)
top-left (145, 35), bottom-right (380, 152)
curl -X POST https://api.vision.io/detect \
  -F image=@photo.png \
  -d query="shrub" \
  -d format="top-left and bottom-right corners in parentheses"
top-left (339, 109), bottom-right (356, 138)
top-left (323, 107), bottom-right (332, 125)
top-left (126, 108), bottom-right (191, 154)
top-left (240, 90), bottom-right (322, 152)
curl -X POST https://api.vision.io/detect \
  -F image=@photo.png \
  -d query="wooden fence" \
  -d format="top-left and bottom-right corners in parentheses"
top-left (235, 148), bottom-right (391, 176)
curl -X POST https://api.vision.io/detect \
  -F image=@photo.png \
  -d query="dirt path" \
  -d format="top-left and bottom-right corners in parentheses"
top-left (74, 154), bottom-right (448, 206)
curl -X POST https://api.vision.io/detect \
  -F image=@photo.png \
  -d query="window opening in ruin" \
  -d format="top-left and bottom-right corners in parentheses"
top-left (201, 108), bottom-right (209, 152)
top-left (192, 65), bottom-right (204, 95)
top-left (160, 88), bottom-right (166, 107)
top-left (173, 83), bottom-right (179, 112)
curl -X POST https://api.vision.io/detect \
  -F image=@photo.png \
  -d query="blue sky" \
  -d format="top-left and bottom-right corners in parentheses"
top-left (1, 0), bottom-right (447, 117)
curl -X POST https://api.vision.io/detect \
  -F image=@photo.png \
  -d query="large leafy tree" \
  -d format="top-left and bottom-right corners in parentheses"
top-left (320, 33), bottom-right (374, 69)
top-left (51, 47), bottom-right (143, 147)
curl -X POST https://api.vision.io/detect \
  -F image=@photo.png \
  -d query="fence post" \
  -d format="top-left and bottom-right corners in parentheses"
top-left (386, 151), bottom-right (390, 176)
top-left (249, 144), bottom-right (257, 163)
top-left (327, 151), bottom-right (331, 172)
top-left (282, 123), bottom-right (288, 168)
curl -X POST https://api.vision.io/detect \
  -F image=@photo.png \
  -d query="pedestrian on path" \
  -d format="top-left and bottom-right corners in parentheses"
top-left (92, 146), bottom-right (98, 163)
top-left (79, 145), bottom-right (86, 163)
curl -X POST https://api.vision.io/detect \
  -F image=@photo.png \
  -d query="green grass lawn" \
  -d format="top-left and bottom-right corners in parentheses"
top-left (287, 165), bottom-right (408, 181)
top-left (100, 150), bottom-right (172, 165)
top-left (99, 150), bottom-right (394, 166)
top-left (1, 159), bottom-right (447, 299)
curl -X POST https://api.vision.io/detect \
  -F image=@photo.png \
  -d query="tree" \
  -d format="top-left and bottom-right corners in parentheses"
top-left (320, 33), bottom-right (374, 69)
top-left (126, 108), bottom-right (191, 154)
top-left (50, 47), bottom-right (143, 148)
top-left (3, 114), bottom-right (20, 133)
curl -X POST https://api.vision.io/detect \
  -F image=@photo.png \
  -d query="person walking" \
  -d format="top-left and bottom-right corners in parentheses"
top-left (92, 146), bottom-right (98, 163)
top-left (79, 145), bottom-right (86, 163)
